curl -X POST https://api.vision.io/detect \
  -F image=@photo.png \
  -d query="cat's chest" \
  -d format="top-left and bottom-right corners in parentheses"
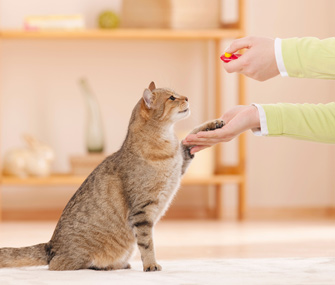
top-left (150, 148), bottom-right (183, 177)
top-left (153, 151), bottom-right (183, 191)
top-left (128, 141), bottom-right (184, 193)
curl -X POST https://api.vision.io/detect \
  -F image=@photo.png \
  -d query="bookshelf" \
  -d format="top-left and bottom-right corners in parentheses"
top-left (0, 0), bottom-right (246, 221)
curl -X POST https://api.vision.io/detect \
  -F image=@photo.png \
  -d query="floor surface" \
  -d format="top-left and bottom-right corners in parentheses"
top-left (0, 219), bottom-right (334, 260)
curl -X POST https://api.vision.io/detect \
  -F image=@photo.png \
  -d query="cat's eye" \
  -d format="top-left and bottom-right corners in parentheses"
top-left (169, 96), bottom-right (176, 101)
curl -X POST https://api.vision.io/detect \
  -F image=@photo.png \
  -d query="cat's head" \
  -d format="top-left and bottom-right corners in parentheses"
top-left (140, 82), bottom-right (190, 124)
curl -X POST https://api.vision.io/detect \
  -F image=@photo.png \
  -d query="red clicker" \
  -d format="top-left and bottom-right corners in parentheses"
top-left (220, 53), bottom-right (242, 63)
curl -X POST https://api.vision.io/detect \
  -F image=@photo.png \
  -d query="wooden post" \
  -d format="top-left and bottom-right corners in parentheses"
top-left (0, 38), bottom-right (2, 222)
top-left (238, 177), bottom-right (246, 220)
top-left (237, 0), bottom-right (247, 220)
top-left (0, 183), bottom-right (2, 221)
top-left (215, 185), bottom-right (223, 219)
top-left (214, 39), bottom-right (222, 172)
top-left (214, 39), bottom-right (224, 219)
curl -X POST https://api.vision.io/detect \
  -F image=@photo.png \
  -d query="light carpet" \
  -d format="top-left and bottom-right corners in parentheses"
top-left (0, 257), bottom-right (334, 285)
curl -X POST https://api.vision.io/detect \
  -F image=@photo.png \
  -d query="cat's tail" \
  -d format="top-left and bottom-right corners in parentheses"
top-left (0, 243), bottom-right (48, 268)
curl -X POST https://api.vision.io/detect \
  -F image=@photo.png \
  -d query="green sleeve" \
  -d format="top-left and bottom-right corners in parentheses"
top-left (282, 37), bottom-right (335, 79)
top-left (261, 103), bottom-right (335, 143)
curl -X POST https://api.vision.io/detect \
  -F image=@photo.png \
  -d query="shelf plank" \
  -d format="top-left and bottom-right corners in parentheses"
top-left (0, 29), bottom-right (244, 40)
top-left (1, 174), bottom-right (86, 186)
top-left (1, 173), bottom-right (243, 186)
top-left (182, 174), bottom-right (243, 185)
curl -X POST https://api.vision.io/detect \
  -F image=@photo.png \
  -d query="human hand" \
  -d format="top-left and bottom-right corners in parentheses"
top-left (183, 105), bottom-right (260, 154)
top-left (223, 36), bottom-right (279, 81)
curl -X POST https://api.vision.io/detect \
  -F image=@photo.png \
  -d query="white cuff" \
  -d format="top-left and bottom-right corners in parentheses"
top-left (275, 38), bottom-right (288, 77)
top-left (251, 104), bottom-right (269, 136)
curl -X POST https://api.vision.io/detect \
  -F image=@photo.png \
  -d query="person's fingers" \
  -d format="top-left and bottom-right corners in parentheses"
top-left (225, 37), bottom-right (253, 54)
top-left (223, 56), bottom-right (244, 73)
top-left (196, 129), bottom-right (222, 139)
top-left (223, 37), bottom-right (254, 74)
top-left (184, 129), bottom-right (222, 144)
top-left (183, 134), bottom-right (197, 144)
top-left (184, 137), bottom-right (220, 145)
top-left (190, 145), bottom-right (209, 154)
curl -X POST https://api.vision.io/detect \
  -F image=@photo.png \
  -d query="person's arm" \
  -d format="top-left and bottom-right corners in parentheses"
top-left (184, 37), bottom-right (335, 152)
top-left (183, 103), bottom-right (335, 153)
top-left (227, 36), bottom-right (335, 140)
top-left (279, 37), bottom-right (335, 79)
top-left (260, 102), bottom-right (335, 143)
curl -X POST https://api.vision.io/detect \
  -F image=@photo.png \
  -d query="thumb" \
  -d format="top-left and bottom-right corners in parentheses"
top-left (225, 37), bottom-right (252, 54)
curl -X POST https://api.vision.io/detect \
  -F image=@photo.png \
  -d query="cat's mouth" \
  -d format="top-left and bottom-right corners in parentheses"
top-left (179, 108), bottom-right (189, 113)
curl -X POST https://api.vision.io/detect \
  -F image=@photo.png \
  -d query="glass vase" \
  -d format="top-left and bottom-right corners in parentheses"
top-left (78, 78), bottom-right (105, 153)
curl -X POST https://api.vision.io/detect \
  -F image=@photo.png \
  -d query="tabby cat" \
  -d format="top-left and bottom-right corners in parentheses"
top-left (0, 82), bottom-right (224, 272)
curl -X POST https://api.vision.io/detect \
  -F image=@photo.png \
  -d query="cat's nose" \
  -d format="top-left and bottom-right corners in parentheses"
top-left (185, 97), bottom-right (188, 102)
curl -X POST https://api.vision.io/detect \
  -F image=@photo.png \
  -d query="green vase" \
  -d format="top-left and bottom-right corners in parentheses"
top-left (78, 78), bottom-right (104, 153)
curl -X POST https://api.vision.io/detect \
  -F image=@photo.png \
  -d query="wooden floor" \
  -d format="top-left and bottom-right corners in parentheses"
top-left (0, 219), bottom-right (334, 260)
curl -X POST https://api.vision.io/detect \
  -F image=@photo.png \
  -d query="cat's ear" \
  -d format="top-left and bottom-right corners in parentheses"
top-left (143, 88), bottom-right (155, 109)
top-left (148, 81), bottom-right (156, 92)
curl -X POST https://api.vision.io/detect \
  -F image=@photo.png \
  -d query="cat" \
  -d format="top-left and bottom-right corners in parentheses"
top-left (0, 82), bottom-right (224, 272)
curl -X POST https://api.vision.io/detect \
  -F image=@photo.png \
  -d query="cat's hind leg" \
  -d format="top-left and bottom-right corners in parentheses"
top-left (89, 263), bottom-right (131, 271)
top-left (48, 255), bottom-right (91, 271)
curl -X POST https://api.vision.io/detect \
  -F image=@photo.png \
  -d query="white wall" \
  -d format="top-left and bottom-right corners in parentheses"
top-left (245, 0), bottom-right (335, 208)
top-left (0, 0), bottom-right (334, 212)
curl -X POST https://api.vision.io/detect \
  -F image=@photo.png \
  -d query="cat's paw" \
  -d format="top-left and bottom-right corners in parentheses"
top-left (215, 119), bottom-right (225, 129)
top-left (143, 263), bottom-right (162, 272)
top-left (204, 119), bottom-right (225, 131)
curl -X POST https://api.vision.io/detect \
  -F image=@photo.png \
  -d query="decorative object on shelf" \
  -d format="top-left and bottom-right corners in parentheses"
top-left (98, 11), bottom-right (120, 29)
top-left (122, 0), bottom-right (170, 28)
top-left (24, 15), bottom-right (85, 31)
top-left (2, 135), bottom-right (55, 178)
top-left (121, 0), bottom-right (221, 29)
top-left (78, 78), bottom-right (105, 153)
top-left (70, 154), bottom-right (106, 175)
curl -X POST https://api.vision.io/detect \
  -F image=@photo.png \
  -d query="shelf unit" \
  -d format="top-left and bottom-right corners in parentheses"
top-left (0, 0), bottom-right (246, 220)
top-left (1, 174), bottom-right (244, 186)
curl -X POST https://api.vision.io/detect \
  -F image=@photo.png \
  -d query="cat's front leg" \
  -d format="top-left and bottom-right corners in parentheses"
top-left (181, 119), bottom-right (225, 174)
top-left (130, 212), bottom-right (161, 272)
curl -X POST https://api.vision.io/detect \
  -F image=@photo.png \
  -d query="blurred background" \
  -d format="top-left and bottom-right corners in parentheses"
top-left (0, 0), bottom-right (334, 222)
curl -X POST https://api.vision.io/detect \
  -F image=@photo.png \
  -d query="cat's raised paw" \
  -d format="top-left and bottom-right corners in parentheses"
top-left (204, 119), bottom-right (225, 131)
top-left (214, 119), bottom-right (225, 129)
top-left (144, 263), bottom-right (162, 272)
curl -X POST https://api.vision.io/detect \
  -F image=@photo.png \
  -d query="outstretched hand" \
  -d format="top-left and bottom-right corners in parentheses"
top-left (183, 105), bottom-right (260, 154)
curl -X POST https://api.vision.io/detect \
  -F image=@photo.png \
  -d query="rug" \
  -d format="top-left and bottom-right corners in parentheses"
top-left (0, 257), bottom-right (334, 285)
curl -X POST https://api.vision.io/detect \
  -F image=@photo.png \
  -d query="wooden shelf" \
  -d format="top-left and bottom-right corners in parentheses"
top-left (1, 173), bottom-right (243, 186)
top-left (0, 0), bottom-right (246, 220)
top-left (0, 28), bottom-right (244, 40)
top-left (1, 174), bottom-right (85, 186)
top-left (182, 174), bottom-right (243, 185)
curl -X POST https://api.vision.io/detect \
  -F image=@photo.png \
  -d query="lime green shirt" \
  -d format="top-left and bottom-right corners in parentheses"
top-left (261, 37), bottom-right (335, 143)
